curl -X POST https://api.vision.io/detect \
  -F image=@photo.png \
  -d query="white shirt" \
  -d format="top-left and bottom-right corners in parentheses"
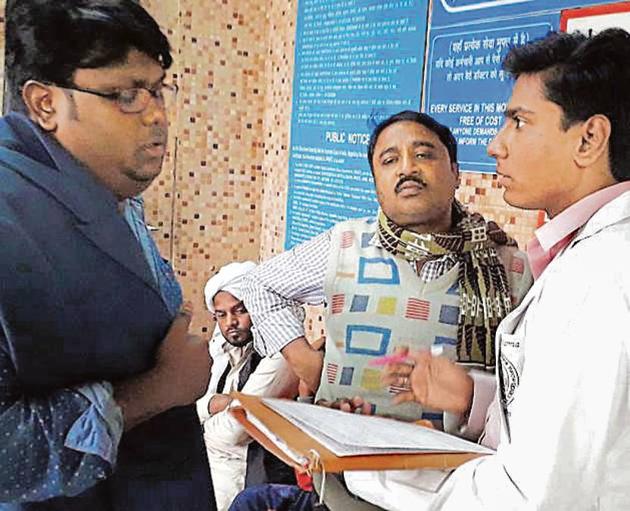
top-left (196, 328), bottom-right (298, 510)
top-left (431, 191), bottom-right (630, 510)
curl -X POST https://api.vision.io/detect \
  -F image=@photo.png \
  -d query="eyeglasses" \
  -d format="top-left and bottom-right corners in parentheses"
top-left (48, 82), bottom-right (177, 114)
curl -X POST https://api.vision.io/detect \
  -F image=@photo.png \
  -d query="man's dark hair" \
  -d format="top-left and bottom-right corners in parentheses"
top-left (503, 28), bottom-right (630, 182)
top-left (367, 110), bottom-right (458, 172)
top-left (5, 0), bottom-right (172, 113)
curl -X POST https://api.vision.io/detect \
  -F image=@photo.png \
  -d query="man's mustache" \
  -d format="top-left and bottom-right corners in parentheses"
top-left (149, 127), bottom-right (168, 145)
top-left (395, 175), bottom-right (426, 194)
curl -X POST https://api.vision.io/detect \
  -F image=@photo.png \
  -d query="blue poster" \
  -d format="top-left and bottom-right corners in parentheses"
top-left (285, 0), bottom-right (429, 249)
top-left (426, 0), bottom-right (623, 173)
top-left (424, 16), bottom-right (555, 173)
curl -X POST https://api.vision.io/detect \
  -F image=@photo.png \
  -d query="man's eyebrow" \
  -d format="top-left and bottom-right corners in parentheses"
top-left (130, 72), bottom-right (166, 89)
top-left (378, 146), bottom-right (398, 159)
top-left (411, 140), bottom-right (436, 150)
top-left (504, 107), bottom-right (534, 118)
top-left (378, 140), bottom-right (436, 159)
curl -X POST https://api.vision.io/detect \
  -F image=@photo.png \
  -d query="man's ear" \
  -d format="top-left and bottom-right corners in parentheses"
top-left (574, 114), bottom-right (611, 169)
top-left (452, 162), bottom-right (460, 188)
top-left (21, 80), bottom-right (58, 132)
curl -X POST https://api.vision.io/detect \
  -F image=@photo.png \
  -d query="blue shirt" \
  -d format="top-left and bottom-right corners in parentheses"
top-left (123, 197), bottom-right (183, 316)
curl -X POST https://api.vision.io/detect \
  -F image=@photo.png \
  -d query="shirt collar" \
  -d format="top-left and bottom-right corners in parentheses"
top-left (534, 181), bottom-right (630, 251)
top-left (221, 339), bottom-right (254, 365)
top-left (369, 231), bottom-right (381, 248)
top-left (527, 181), bottom-right (630, 279)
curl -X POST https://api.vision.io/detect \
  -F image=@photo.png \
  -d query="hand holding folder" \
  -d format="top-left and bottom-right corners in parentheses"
top-left (230, 392), bottom-right (492, 474)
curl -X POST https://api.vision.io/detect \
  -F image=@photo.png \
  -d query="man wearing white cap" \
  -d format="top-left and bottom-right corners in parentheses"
top-left (197, 262), bottom-right (299, 510)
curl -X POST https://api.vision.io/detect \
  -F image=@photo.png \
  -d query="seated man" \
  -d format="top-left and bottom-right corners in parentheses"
top-left (197, 261), bottom-right (299, 510)
top-left (242, 110), bottom-right (532, 417)
top-left (234, 111), bottom-right (533, 509)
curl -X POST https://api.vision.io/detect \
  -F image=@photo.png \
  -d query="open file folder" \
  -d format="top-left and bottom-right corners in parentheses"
top-left (230, 393), bottom-right (492, 474)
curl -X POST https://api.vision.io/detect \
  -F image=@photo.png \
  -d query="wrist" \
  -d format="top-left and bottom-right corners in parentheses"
top-left (114, 370), bottom-right (172, 431)
top-left (456, 370), bottom-right (495, 441)
top-left (282, 337), bottom-right (324, 392)
top-left (461, 374), bottom-right (474, 417)
top-left (147, 366), bottom-right (180, 410)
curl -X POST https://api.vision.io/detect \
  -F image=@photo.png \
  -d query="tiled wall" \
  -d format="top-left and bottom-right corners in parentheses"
top-left (1, 1), bottom-right (539, 338)
top-left (142, 0), bottom-right (270, 335)
top-left (248, 1), bottom-right (540, 261)
top-left (258, 0), bottom-right (298, 259)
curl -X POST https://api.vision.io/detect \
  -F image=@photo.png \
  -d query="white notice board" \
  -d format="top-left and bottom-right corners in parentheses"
top-left (561, 2), bottom-right (630, 33)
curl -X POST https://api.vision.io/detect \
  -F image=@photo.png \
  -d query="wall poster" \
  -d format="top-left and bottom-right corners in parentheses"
top-left (285, 0), bottom-right (429, 249)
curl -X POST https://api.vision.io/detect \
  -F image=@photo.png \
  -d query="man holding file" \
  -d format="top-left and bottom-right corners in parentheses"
top-left (384, 29), bottom-right (630, 510)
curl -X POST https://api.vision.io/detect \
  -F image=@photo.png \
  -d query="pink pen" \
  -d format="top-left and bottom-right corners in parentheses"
top-left (368, 353), bottom-right (409, 367)
top-left (368, 345), bottom-right (444, 367)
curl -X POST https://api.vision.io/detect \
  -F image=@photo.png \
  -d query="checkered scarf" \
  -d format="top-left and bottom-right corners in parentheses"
top-left (377, 202), bottom-right (515, 369)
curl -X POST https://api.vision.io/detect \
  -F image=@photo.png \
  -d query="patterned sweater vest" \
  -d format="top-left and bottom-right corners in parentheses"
top-left (316, 218), bottom-right (465, 421)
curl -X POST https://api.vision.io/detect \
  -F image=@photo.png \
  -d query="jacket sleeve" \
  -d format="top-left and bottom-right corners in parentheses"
top-left (0, 221), bottom-right (124, 502)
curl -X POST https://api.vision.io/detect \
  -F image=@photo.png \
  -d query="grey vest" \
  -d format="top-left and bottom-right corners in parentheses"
top-left (316, 218), bottom-right (462, 421)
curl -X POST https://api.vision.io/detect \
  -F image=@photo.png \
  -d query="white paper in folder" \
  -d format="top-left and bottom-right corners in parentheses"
top-left (261, 397), bottom-right (493, 457)
top-left (246, 412), bottom-right (309, 465)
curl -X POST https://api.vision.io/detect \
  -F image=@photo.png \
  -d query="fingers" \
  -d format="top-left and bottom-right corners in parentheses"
top-left (393, 345), bottom-right (409, 357)
top-left (384, 361), bottom-right (414, 376)
top-left (316, 397), bottom-right (373, 414)
top-left (381, 373), bottom-right (410, 388)
top-left (351, 396), bottom-right (364, 408)
top-left (332, 398), bottom-right (353, 412)
top-left (359, 400), bottom-right (374, 415)
top-left (339, 401), bottom-right (353, 413)
top-left (392, 391), bottom-right (416, 405)
top-left (406, 349), bottom-right (433, 366)
top-left (348, 396), bottom-right (371, 414)
top-left (381, 361), bottom-right (413, 386)
top-left (316, 398), bottom-right (350, 411)
top-left (179, 300), bottom-right (194, 318)
top-left (316, 399), bottom-right (332, 408)
top-left (382, 349), bottom-right (432, 383)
